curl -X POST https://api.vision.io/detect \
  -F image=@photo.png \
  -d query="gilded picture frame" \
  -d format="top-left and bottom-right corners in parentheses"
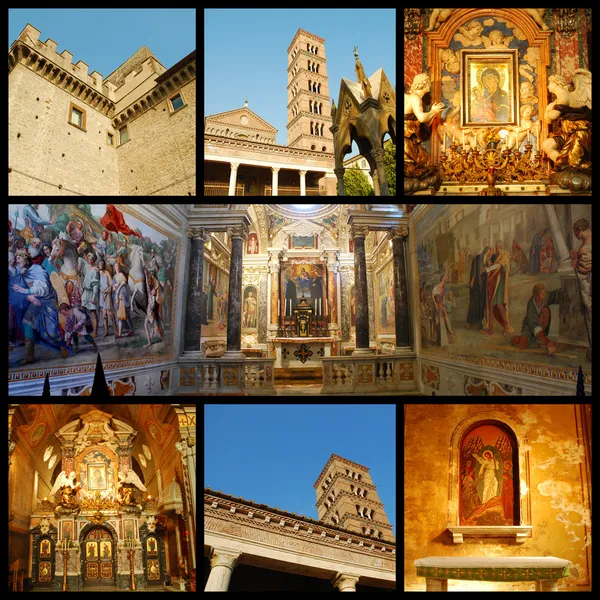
top-left (87, 463), bottom-right (107, 490)
top-left (460, 49), bottom-right (519, 128)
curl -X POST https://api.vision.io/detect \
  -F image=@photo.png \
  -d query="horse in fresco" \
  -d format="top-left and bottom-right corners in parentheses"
top-left (128, 244), bottom-right (148, 318)
top-left (51, 237), bottom-right (81, 287)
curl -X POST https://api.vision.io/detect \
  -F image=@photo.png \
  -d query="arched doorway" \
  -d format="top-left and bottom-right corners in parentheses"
top-left (80, 524), bottom-right (117, 588)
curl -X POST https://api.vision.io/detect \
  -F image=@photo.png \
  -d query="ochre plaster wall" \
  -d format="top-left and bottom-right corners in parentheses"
top-left (404, 404), bottom-right (591, 591)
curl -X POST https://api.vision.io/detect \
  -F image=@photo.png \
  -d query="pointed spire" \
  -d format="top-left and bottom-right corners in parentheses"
top-left (42, 373), bottom-right (51, 398)
top-left (353, 46), bottom-right (372, 98)
top-left (91, 352), bottom-right (111, 398)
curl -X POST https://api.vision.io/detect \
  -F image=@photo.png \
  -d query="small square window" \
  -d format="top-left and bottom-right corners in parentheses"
top-left (119, 126), bottom-right (129, 144)
top-left (72, 108), bottom-right (82, 127)
top-left (170, 94), bottom-right (184, 111)
top-left (107, 132), bottom-right (114, 146)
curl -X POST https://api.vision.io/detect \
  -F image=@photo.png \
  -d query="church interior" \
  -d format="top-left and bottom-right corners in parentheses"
top-left (8, 203), bottom-right (591, 396)
top-left (404, 404), bottom-right (591, 591)
top-left (8, 403), bottom-right (196, 592)
top-left (404, 9), bottom-right (592, 196)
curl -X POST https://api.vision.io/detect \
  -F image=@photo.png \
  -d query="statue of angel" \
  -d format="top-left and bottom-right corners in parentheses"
top-left (525, 9), bottom-right (550, 31)
top-left (425, 9), bottom-right (455, 32)
top-left (542, 70), bottom-right (592, 170)
top-left (119, 468), bottom-right (147, 492)
top-left (48, 471), bottom-right (81, 499)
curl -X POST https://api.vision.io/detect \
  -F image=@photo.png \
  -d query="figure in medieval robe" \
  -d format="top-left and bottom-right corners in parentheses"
top-left (501, 461), bottom-right (514, 521)
top-left (284, 271), bottom-right (297, 316)
top-left (466, 247), bottom-right (490, 331)
top-left (404, 73), bottom-right (444, 178)
top-left (484, 241), bottom-right (513, 337)
top-left (570, 218), bottom-right (592, 332)
top-left (510, 239), bottom-right (528, 274)
top-left (511, 283), bottom-right (560, 355)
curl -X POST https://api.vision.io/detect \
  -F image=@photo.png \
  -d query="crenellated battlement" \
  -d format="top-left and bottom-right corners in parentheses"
top-left (16, 23), bottom-right (108, 96)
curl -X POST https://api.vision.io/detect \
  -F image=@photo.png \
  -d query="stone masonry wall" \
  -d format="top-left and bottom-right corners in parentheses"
top-left (117, 77), bottom-right (196, 196)
top-left (9, 63), bottom-right (118, 196)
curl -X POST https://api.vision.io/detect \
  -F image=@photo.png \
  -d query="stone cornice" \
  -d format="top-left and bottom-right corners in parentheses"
top-left (8, 41), bottom-right (115, 116)
top-left (314, 454), bottom-right (370, 489)
top-left (287, 67), bottom-right (328, 86)
top-left (316, 472), bottom-right (377, 507)
top-left (287, 89), bottom-right (331, 109)
top-left (286, 111), bottom-right (332, 130)
top-left (204, 135), bottom-right (334, 161)
top-left (111, 55), bottom-right (195, 129)
top-left (205, 493), bottom-right (395, 556)
top-left (205, 107), bottom-right (277, 133)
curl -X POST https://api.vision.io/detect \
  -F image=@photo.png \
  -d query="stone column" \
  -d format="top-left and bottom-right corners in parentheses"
top-left (332, 572), bottom-right (360, 592)
top-left (391, 226), bottom-right (411, 352)
top-left (351, 225), bottom-right (372, 355)
top-left (334, 167), bottom-right (345, 196)
top-left (268, 253), bottom-right (280, 326)
top-left (544, 204), bottom-right (571, 272)
top-left (204, 548), bottom-right (241, 591)
top-left (184, 228), bottom-right (210, 355)
top-left (371, 170), bottom-right (380, 196)
top-left (271, 167), bottom-right (279, 196)
top-left (370, 149), bottom-right (389, 196)
top-left (224, 225), bottom-right (248, 359)
top-left (228, 162), bottom-right (240, 196)
top-left (299, 170), bottom-right (306, 196)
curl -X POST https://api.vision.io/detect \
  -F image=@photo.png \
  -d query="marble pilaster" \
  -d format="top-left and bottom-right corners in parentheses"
top-left (61, 444), bottom-right (75, 475)
top-left (225, 225), bottom-right (248, 358)
top-left (392, 227), bottom-right (411, 350)
top-left (183, 228), bottom-right (210, 354)
top-left (351, 225), bottom-right (372, 354)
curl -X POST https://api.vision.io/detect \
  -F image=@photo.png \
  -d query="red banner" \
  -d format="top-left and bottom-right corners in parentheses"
top-left (100, 204), bottom-right (143, 238)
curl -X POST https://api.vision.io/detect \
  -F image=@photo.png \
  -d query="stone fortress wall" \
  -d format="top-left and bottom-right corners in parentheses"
top-left (9, 23), bottom-right (196, 196)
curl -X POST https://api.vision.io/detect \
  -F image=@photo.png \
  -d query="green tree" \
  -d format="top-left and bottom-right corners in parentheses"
top-left (339, 163), bottom-right (374, 196)
top-left (384, 142), bottom-right (396, 196)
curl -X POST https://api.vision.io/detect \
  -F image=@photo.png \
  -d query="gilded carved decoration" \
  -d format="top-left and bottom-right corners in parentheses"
top-left (404, 8), bottom-right (422, 39)
top-left (350, 225), bottom-right (369, 239)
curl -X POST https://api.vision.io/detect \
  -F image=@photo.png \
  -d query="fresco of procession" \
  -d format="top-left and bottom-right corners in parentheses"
top-left (8, 204), bottom-right (177, 369)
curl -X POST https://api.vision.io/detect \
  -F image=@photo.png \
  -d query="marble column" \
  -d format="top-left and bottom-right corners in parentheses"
top-left (204, 548), bottom-right (241, 591)
top-left (371, 170), bottom-right (380, 196)
top-left (351, 225), bottom-right (372, 355)
top-left (544, 204), bottom-right (571, 272)
top-left (61, 444), bottom-right (75, 475)
top-left (334, 167), bottom-right (345, 196)
top-left (184, 228), bottom-right (210, 354)
top-left (271, 167), bottom-right (279, 196)
top-left (228, 162), bottom-right (240, 196)
top-left (392, 226), bottom-right (411, 351)
top-left (370, 149), bottom-right (389, 196)
top-left (224, 225), bottom-right (248, 359)
top-left (299, 170), bottom-right (306, 196)
top-left (332, 573), bottom-right (360, 592)
top-left (268, 253), bottom-right (280, 326)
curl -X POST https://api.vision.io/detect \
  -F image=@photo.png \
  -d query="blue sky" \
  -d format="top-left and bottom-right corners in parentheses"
top-left (204, 404), bottom-right (396, 536)
top-left (8, 9), bottom-right (196, 77)
top-left (204, 9), bottom-right (396, 154)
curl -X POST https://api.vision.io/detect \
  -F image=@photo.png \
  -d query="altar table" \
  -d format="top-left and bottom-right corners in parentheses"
top-left (414, 556), bottom-right (572, 591)
top-left (273, 337), bottom-right (334, 369)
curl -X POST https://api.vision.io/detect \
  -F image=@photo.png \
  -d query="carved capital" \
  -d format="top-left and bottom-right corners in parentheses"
top-left (333, 167), bottom-right (345, 178)
top-left (187, 227), bottom-right (211, 242)
top-left (391, 226), bottom-right (409, 239)
top-left (350, 225), bottom-right (369, 239)
top-left (332, 572), bottom-right (360, 592)
top-left (370, 148), bottom-right (385, 162)
top-left (209, 548), bottom-right (241, 570)
top-left (227, 225), bottom-right (248, 242)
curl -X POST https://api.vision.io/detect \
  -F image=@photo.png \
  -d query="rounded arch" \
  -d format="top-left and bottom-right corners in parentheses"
top-left (449, 411), bottom-right (531, 529)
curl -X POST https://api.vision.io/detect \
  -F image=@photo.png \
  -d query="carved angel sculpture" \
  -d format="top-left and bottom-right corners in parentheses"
top-left (119, 468), bottom-right (147, 492)
top-left (425, 9), bottom-right (456, 32)
top-left (525, 9), bottom-right (549, 30)
top-left (49, 471), bottom-right (80, 498)
top-left (542, 70), bottom-right (592, 170)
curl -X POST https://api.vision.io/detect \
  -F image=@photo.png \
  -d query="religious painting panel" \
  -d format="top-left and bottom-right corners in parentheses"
top-left (375, 260), bottom-right (395, 334)
top-left (146, 536), bottom-right (158, 555)
top-left (31, 423), bottom-right (47, 447)
top-left (124, 520), bottom-right (135, 540)
top-left (242, 286), bottom-right (258, 332)
top-left (8, 204), bottom-right (179, 381)
top-left (86, 541), bottom-right (98, 559)
top-left (290, 234), bottom-right (318, 250)
top-left (461, 49), bottom-right (519, 127)
top-left (87, 463), bottom-right (108, 491)
top-left (201, 258), bottom-right (229, 337)
top-left (414, 204), bottom-right (592, 376)
top-left (459, 422), bottom-right (518, 526)
top-left (246, 233), bottom-right (259, 255)
top-left (282, 259), bottom-right (327, 318)
top-left (62, 520), bottom-right (73, 541)
top-left (100, 541), bottom-right (112, 559)
top-left (40, 539), bottom-right (51, 558)
top-left (147, 559), bottom-right (160, 580)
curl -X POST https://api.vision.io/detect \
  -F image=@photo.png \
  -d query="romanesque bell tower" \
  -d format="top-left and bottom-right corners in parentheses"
top-left (286, 29), bottom-right (334, 152)
top-left (314, 454), bottom-right (395, 543)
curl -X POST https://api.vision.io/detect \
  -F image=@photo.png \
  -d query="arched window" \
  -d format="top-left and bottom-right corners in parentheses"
top-left (316, 64), bottom-right (319, 74)
top-left (308, 79), bottom-right (311, 91)
top-left (320, 124), bottom-right (324, 136)
top-left (307, 43), bottom-right (310, 51)
top-left (309, 100), bottom-right (312, 113)
top-left (311, 144), bottom-right (315, 150)
top-left (308, 59), bottom-right (311, 71)
top-left (322, 146), bottom-right (326, 152)
top-left (459, 420), bottom-right (519, 526)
